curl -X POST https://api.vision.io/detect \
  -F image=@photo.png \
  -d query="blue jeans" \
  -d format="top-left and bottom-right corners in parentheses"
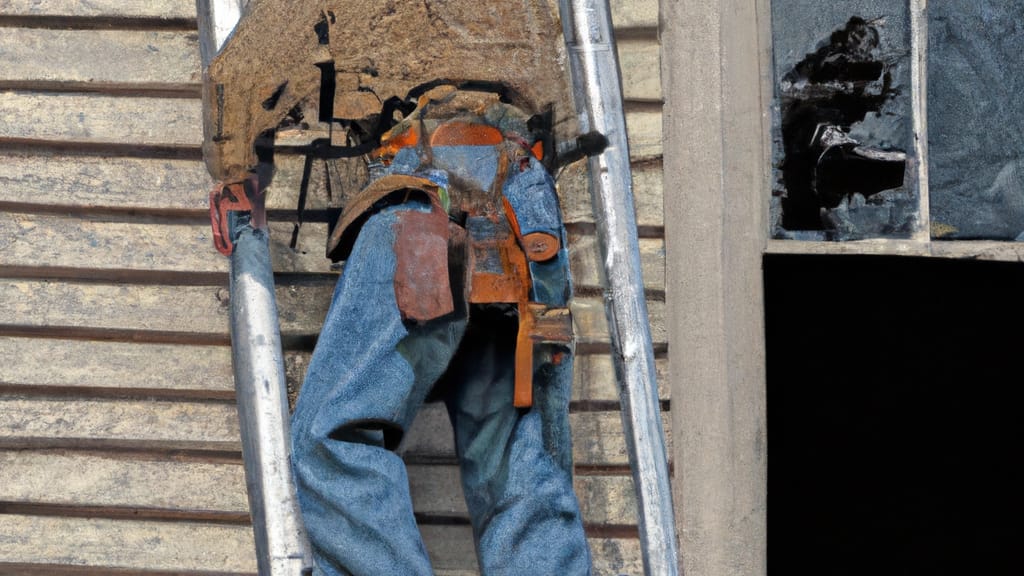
top-left (290, 202), bottom-right (591, 575)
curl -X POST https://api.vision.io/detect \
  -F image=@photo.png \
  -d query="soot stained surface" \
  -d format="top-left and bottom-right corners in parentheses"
top-left (770, 1), bottom-right (915, 240)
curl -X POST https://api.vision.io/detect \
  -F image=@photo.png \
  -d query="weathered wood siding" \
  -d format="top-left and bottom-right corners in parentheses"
top-left (0, 0), bottom-right (666, 573)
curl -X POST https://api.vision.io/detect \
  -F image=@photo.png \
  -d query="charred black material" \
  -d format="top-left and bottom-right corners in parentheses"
top-left (778, 17), bottom-right (906, 232)
top-left (814, 143), bottom-right (905, 207)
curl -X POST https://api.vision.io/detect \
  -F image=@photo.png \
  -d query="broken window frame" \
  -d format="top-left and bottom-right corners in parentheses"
top-left (764, 0), bottom-right (1024, 262)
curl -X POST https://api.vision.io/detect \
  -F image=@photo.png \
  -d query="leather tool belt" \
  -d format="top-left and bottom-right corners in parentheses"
top-left (327, 87), bottom-right (573, 408)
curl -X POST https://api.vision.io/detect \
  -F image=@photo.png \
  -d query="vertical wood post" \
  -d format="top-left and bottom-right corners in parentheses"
top-left (660, 0), bottom-right (769, 573)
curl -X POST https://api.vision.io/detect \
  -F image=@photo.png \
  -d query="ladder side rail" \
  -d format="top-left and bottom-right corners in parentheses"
top-left (558, 1), bottom-right (681, 574)
top-left (228, 222), bottom-right (313, 576)
top-left (196, 2), bottom-right (313, 574)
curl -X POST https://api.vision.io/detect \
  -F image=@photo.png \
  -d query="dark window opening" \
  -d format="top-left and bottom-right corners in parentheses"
top-left (766, 254), bottom-right (1024, 574)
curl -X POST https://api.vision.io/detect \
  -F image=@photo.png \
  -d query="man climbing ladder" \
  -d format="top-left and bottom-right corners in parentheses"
top-left (290, 86), bottom-right (590, 575)
top-left (198, 0), bottom-right (677, 574)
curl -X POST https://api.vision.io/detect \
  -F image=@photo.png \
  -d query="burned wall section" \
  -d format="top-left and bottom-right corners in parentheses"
top-left (928, 3), bottom-right (1024, 240)
top-left (770, 1), bottom-right (916, 240)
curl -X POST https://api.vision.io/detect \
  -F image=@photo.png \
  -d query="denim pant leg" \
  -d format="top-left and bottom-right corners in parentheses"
top-left (444, 309), bottom-right (592, 575)
top-left (290, 203), bottom-right (466, 576)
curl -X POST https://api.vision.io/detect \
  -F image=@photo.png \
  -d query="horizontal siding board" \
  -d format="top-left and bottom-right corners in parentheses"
top-left (566, 410), bottom-right (672, 467)
top-left (293, 352), bottom-right (670, 404)
top-left (1, 279), bottom-right (663, 346)
top-left (0, 0), bottom-right (647, 33)
top-left (625, 109), bottom-right (663, 159)
top-left (0, 127), bottom-right (657, 228)
top-left (275, 289), bottom-right (674, 348)
top-left (0, 94), bottom-right (653, 155)
top-left (408, 464), bottom-right (639, 526)
top-left (0, 522), bottom-right (636, 575)
top-left (0, 213), bottom-right (224, 274)
top-left (270, 280), bottom-right (335, 337)
top-left (269, 159), bottom-right (666, 230)
top-left (0, 213), bottom-right (662, 290)
top-left (266, 125), bottom-right (663, 211)
top-left (0, 397), bottom-right (655, 467)
top-left (423, 525), bottom-right (642, 575)
top-left (418, 524), bottom-right (502, 573)
top-left (0, 450), bottom-right (248, 513)
top-left (0, 92), bottom-right (202, 146)
top-left (0, 451), bottom-right (636, 526)
top-left (558, 158), bottom-right (664, 228)
top-left (263, 155), bottom-right (341, 212)
top-left (618, 38), bottom-right (662, 102)
top-left (0, 0), bottom-right (196, 19)
top-left (0, 213), bottom-right (330, 275)
top-left (401, 403), bottom-right (671, 467)
top-left (287, 351), bottom-right (670, 403)
top-left (266, 222), bottom-right (336, 273)
top-left (0, 337), bottom-right (232, 393)
top-left (0, 29), bottom-right (199, 85)
top-left (0, 154), bottom-right (211, 212)
top-left (573, 296), bottom-right (667, 345)
top-left (0, 280), bottom-right (236, 336)
top-left (0, 16), bottom-right (650, 98)
top-left (0, 515), bottom-right (255, 573)
top-left (570, 233), bottom-right (664, 290)
top-left (0, 396), bottom-right (240, 449)
top-left (0, 31), bottom-right (648, 102)
top-left (611, 0), bottom-right (658, 29)
top-left (575, 475), bottom-right (640, 526)
top-left (573, 354), bottom-right (670, 402)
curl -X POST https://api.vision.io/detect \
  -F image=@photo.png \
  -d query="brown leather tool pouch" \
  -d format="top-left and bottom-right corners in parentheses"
top-left (328, 174), bottom-right (455, 323)
top-left (392, 207), bottom-right (454, 323)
